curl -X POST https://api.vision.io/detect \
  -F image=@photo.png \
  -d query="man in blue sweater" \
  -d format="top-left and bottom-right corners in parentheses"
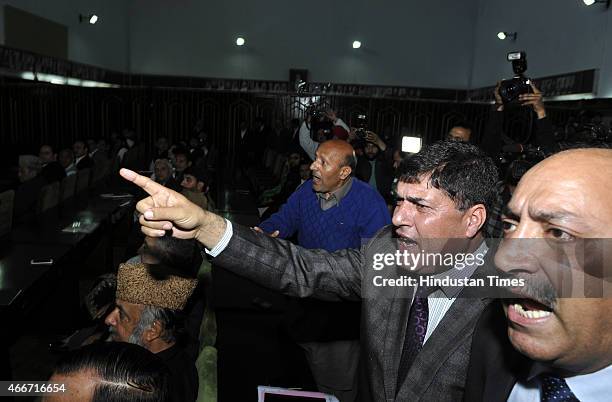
top-left (257, 139), bottom-right (391, 402)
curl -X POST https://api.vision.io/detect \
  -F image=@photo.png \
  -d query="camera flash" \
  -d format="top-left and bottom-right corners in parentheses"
top-left (401, 136), bottom-right (422, 154)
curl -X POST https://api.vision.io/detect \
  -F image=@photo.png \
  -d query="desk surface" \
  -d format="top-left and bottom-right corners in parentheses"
top-left (10, 196), bottom-right (133, 246)
top-left (0, 243), bottom-right (72, 306)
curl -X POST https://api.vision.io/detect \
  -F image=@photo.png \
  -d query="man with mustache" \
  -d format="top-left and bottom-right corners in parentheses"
top-left (465, 147), bottom-right (612, 402)
top-left (105, 262), bottom-right (199, 402)
top-left (120, 140), bottom-right (499, 402)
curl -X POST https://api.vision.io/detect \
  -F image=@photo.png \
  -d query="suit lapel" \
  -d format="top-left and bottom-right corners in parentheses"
top-left (396, 296), bottom-right (489, 399)
top-left (382, 281), bottom-right (414, 399)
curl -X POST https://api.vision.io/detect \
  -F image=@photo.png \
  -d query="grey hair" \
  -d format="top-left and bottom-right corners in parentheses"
top-left (19, 155), bottom-right (42, 174)
top-left (128, 305), bottom-right (177, 346)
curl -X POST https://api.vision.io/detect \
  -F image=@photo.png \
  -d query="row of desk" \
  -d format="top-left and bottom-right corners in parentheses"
top-left (0, 180), bottom-right (138, 381)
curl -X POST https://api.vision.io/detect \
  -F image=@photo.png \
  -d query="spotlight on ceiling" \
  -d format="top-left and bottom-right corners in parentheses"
top-left (79, 14), bottom-right (98, 24)
top-left (583, 0), bottom-right (610, 7)
top-left (236, 37), bottom-right (245, 46)
top-left (352, 40), bottom-right (362, 49)
top-left (497, 31), bottom-right (517, 41)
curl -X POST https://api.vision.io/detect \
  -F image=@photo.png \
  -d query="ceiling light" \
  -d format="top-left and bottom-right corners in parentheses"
top-left (352, 40), bottom-right (362, 49)
top-left (583, 0), bottom-right (610, 7)
top-left (236, 37), bottom-right (245, 46)
top-left (497, 31), bottom-right (517, 41)
top-left (79, 13), bottom-right (99, 24)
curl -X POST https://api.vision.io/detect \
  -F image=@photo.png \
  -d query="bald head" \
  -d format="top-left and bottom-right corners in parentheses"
top-left (320, 139), bottom-right (356, 167)
top-left (496, 148), bottom-right (612, 373)
top-left (526, 148), bottom-right (612, 182)
top-left (511, 148), bottom-right (612, 236)
top-left (310, 140), bottom-right (356, 194)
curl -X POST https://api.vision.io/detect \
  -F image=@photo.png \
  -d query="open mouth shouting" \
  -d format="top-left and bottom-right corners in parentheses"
top-left (505, 297), bottom-right (554, 326)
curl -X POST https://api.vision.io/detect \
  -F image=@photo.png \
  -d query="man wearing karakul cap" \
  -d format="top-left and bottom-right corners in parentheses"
top-left (105, 262), bottom-right (199, 402)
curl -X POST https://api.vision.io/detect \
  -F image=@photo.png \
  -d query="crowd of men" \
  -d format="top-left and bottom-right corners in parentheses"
top-left (9, 82), bottom-right (611, 402)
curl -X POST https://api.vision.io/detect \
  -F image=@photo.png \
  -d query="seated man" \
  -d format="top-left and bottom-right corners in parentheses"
top-left (45, 342), bottom-right (170, 402)
top-left (105, 262), bottom-right (199, 402)
top-left (14, 155), bottom-right (46, 221)
top-left (180, 166), bottom-right (209, 211)
top-left (465, 147), bottom-right (612, 401)
top-left (73, 139), bottom-right (94, 170)
top-left (58, 148), bottom-right (77, 176)
top-left (152, 158), bottom-right (182, 193)
top-left (38, 144), bottom-right (66, 183)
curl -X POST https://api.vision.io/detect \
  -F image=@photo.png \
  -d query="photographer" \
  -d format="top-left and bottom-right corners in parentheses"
top-left (355, 131), bottom-right (395, 203)
top-left (481, 81), bottom-right (557, 240)
top-left (299, 110), bottom-right (350, 161)
top-left (480, 81), bottom-right (557, 157)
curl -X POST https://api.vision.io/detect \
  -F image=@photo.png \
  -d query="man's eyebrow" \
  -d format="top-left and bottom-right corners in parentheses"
top-left (502, 205), bottom-right (519, 221)
top-left (529, 209), bottom-right (579, 223)
top-left (397, 195), bottom-right (428, 205)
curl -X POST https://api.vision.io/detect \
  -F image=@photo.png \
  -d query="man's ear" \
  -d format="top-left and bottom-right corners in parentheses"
top-left (464, 204), bottom-right (487, 238)
top-left (339, 166), bottom-right (352, 180)
top-left (144, 320), bottom-right (163, 342)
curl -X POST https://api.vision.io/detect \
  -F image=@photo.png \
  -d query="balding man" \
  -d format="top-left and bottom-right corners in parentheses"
top-left (257, 139), bottom-right (391, 401)
top-left (466, 147), bottom-right (612, 402)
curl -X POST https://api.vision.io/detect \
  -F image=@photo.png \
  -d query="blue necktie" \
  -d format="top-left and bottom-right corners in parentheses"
top-left (540, 375), bottom-right (580, 402)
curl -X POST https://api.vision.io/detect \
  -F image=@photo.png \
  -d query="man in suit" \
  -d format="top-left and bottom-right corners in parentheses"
top-left (465, 147), bottom-right (612, 402)
top-left (120, 140), bottom-right (499, 402)
top-left (73, 139), bottom-right (94, 170)
top-left (38, 144), bottom-right (66, 183)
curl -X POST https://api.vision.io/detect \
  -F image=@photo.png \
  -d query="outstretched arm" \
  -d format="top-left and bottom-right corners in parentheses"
top-left (119, 168), bottom-right (364, 301)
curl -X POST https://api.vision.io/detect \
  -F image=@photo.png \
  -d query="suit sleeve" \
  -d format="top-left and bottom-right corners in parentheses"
top-left (212, 223), bottom-right (364, 301)
top-left (258, 187), bottom-right (301, 238)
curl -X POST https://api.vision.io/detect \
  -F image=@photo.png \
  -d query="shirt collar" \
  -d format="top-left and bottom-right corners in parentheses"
top-left (317, 177), bottom-right (353, 208)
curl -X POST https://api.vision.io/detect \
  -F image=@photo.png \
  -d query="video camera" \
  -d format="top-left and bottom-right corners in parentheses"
top-left (499, 51), bottom-right (533, 104)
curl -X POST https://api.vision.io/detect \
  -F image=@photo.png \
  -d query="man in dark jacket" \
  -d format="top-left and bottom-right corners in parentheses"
top-left (122, 140), bottom-right (500, 402)
top-left (38, 144), bottom-right (66, 183)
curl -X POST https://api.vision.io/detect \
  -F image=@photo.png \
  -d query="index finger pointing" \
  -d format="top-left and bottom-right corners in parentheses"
top-left (120, 168), bottom-right (166, 196)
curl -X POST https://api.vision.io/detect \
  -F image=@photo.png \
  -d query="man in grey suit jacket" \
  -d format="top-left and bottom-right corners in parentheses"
top-left (120, 141), bottom-right (499, 402)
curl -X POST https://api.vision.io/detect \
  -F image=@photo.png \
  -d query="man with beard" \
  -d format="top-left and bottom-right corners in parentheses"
top-left (465, 147), bottom-right (612, 402)
top-left (355, 131), bottom-right (394, 203)
top-left (180, 166), bottom-right (209, 211)
top-left (119, 140), bottom-right (499, 402)
top-left (104, 262), bottom-right (199, 402)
